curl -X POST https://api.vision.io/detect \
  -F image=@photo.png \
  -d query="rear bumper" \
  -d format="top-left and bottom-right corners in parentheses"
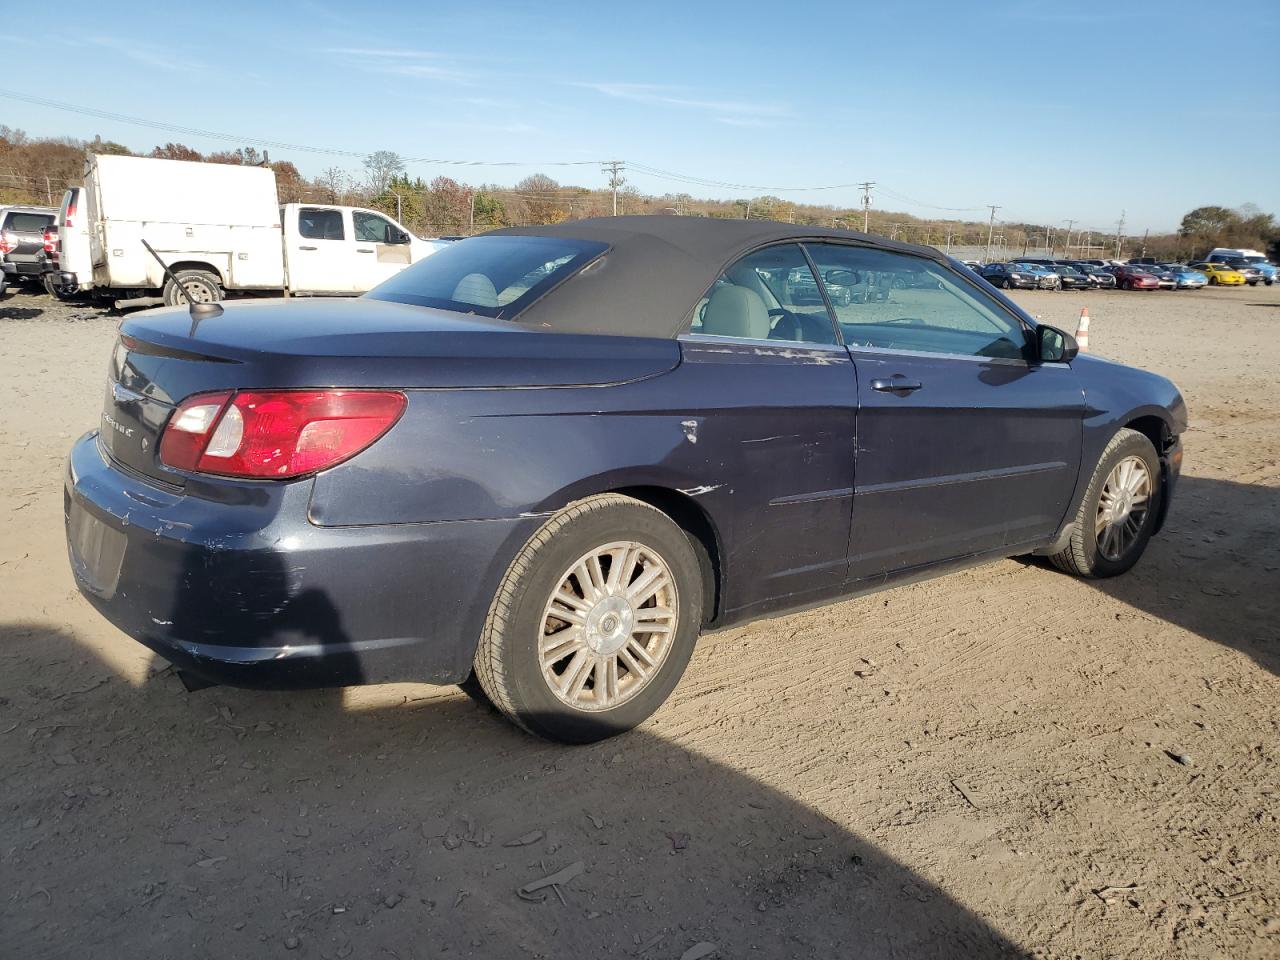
top-left (64, 432), bottom-right (539, 688)
top-left (2, 259), bottom-right (45, 277)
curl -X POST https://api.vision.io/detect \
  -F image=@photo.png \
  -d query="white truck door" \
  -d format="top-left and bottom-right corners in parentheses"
top-left (350, 209), bottom-right (415, 292)
top-left (288, 206), bottom-right (356, 294)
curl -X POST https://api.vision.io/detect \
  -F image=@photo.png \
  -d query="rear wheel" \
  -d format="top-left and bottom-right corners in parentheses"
top-left (473, 494), bottom-right (703, 743)
top-left (162, 269), bottom-right (222, 307)
top-left (1050, 428), bottom-right (1162, 579)
top-left (43, 273), bottom-right (79, 301)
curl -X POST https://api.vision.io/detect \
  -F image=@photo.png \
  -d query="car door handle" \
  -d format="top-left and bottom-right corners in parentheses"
top-left (298, 245), bottom-right (318, 251)
top-left (356, 248), bottom-right (374, 253)
top-left (871, 376), bottom-right (923, 394)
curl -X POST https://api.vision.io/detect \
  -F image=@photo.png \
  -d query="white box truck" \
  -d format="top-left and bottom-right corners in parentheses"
top-left (54, 154), bottom-right (439, 307)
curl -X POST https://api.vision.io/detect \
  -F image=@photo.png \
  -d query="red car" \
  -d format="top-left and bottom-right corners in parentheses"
top-left (1107, 264), bottom-right (1160, 290)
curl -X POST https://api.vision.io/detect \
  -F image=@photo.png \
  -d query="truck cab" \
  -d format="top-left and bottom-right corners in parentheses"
top-left (282, 204), bottom-right (438, 295)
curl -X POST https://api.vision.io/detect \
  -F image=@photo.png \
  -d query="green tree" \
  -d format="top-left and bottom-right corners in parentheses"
top-left (471, 191), bottom-right (508, 230)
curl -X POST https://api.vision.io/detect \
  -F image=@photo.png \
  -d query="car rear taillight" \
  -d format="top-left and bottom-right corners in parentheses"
top-left (65, 193), bottom-right (77, 229)
top-left (0, 230), bottom-right (14, 255)
top-left (42, 227), bottom-right (58, 254)
top-left (159, 390), bottom-right (407, 479)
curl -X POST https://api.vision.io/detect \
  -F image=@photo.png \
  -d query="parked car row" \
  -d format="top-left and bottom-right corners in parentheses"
top-left (967, 249), bottom-right (1277, 292)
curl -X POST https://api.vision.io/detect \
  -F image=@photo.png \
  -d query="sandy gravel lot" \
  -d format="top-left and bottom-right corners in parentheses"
top-left (2, 281), bottom-right (1277, 959)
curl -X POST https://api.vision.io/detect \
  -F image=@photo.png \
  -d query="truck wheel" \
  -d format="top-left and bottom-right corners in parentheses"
top-left (1049, 428), bottom-right (1162, 579)
top-left (163, 270), bottom-right (222, 307)
top-left (473, 494), bottom-right (703, 744)
top-left (43, 273), bottom-right (79, 301)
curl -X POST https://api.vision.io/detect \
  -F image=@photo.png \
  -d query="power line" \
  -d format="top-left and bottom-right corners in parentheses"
top-left (0, 88), bottom-right (605, 168)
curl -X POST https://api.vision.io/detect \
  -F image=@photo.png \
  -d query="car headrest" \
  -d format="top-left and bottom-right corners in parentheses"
top-left (452, 273), bottom-right (498, 308)
top-left (702, 285), bottom-right (769, 340)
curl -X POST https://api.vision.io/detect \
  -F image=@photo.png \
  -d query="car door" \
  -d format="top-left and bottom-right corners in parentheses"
top-left (289, 206), bottom-right (355, 294)
top-left (679, 242), bottom-right (857, 609)
top-left (803, 242), bottom-right (1083, 583)
top-left (350, 209), bottom-right (412, 292)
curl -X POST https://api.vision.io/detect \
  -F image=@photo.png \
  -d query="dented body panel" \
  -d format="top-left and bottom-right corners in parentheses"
top-left (65, 220), bottom-right (1187, 690)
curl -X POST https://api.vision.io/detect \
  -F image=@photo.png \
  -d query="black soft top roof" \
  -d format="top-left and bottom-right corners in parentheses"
top-left (487, 216), bottom-right (951, 338)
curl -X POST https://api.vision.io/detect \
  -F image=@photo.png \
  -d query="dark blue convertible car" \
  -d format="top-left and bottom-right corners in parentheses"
top-left (65, 218), bottom-right (1186, 742)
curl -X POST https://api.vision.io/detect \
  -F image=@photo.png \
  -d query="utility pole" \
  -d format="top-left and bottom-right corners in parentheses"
top-left (602, 160), bottom-right (625, 216)
top-left (1114, 209), bottom-right (1126, 260)
top-left (1063, 219), bottom-right (1076, 257)
top-left (945, 227), bottom-right (952, 253)
top-left (469, 191), bottom-right (476, 235)
top-left (858, 181), bottom-right (875, 232)
top-left (1140, 228), bottom-right (1149, 256)
top-left (1046, 227), bottom-right (1054, 256)
top-left (984, 205), bottom-right (1000, 263)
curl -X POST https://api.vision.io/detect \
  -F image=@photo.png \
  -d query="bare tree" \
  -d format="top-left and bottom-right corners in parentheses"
top-left (515, 173), bottom-right (564, 224)
top-left (316, 167), bottom-right (350, 203)
top-left (364, 151), bottom-right (405, 194)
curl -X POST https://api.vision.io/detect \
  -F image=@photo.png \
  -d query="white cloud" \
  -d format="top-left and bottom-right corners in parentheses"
top-left (86, 36), bottom-right (204, 73)
top-left (573, 82), bottom-right (788, 120)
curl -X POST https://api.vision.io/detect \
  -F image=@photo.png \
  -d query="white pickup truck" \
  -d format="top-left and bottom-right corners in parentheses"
top-left (53, 154), bottom-right (440, 307)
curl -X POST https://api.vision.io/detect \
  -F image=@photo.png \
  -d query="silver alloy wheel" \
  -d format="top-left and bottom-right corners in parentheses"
top-left (1095, 455), bottom-right (1152, 561)
top-left (539, 540), bottom-right (678, 712)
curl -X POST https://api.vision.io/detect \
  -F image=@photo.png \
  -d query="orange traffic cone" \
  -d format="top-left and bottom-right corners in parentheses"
top-left (1075, 307), bottom-right (1090, 351)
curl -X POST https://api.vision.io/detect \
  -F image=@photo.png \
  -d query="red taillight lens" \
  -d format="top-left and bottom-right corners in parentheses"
top-left (42, 227), bottom-right (58, 254)
top-left (66, 194), bottom-right (77, 228)
top-left (0, 230), bottom-right (14, 255)
top-left (159, 390), bottom-right (406, 479)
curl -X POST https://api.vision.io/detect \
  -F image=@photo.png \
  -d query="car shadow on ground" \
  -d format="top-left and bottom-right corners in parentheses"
top-left (1, 620), bottom-right (1030, 959)
top-left (1026, 474), bottom-right (1280, 678)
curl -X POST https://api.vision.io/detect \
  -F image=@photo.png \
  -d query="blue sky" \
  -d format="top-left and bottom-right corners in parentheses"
top-left (5, 0), bottom-right (1278, 232)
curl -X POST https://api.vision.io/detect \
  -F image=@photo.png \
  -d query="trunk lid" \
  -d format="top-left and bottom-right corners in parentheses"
top-left (104, 297), bottom-right (680, 485)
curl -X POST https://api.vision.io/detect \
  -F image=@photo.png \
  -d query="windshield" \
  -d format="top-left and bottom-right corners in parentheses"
top-left (1055, 265), bottom-right (1080, 275)
top-left (365, 235), bottom-right (607, 319)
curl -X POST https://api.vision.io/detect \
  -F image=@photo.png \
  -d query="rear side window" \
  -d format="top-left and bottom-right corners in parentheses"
top-left (365, 235), bottom-right (607, 320)
top-left (4, 212), bottom-right (54, 233)
top-left (299, 208), bottom-right (345, 241)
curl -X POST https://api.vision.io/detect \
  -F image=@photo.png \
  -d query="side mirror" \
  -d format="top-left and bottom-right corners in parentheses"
top-left (384, 224), bottom-right (410, 245)
top-left (1037, 324), bottom-right (1078, 363)
top-left (824, 269), bottom-right (860, 286)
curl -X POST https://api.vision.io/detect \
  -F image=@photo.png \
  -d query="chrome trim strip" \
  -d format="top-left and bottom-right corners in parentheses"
top-left (769, 487), bottom-right (854, 506)
top-left (857, 460), bottom-right (1068, 495)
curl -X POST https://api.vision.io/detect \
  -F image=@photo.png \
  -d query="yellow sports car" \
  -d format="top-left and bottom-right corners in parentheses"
top-left (1192, 262), bottom-right (1246, 285)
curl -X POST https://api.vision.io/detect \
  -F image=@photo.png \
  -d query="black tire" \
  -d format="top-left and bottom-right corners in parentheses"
top-left (1209, 276), bottom-right (1218, 285)
top-left (1049, 428), bottom-right (1162, 579)
top-left (1122, 280), bottom-right (1132, 290)
top-left (43, 273), bottom-right (79, 301)
top-left (162, 269), bottom-right (222, 307)
top-left (1001, 278), bottom-right (1012, 289)
top-left (473, 494), bottom-right (703, 744)
top-left (456, 670), bottom-right (494, 708)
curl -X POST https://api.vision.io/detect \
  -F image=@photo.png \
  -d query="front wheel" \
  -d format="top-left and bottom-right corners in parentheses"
top-left (1122, 280), bottom-right (1132, 290)
top-left (1050, 428), bottom-right (1162, 578)
top-left (1001, 278), bottom-right (1012, 289)
top-left (162, 269), bottom-right (223, 307)
top-left (473, 494), bottom-right (703, 743)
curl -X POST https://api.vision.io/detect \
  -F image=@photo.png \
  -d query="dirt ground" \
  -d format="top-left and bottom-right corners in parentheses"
top-left (2, 280), bottom-right (1277, 960)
